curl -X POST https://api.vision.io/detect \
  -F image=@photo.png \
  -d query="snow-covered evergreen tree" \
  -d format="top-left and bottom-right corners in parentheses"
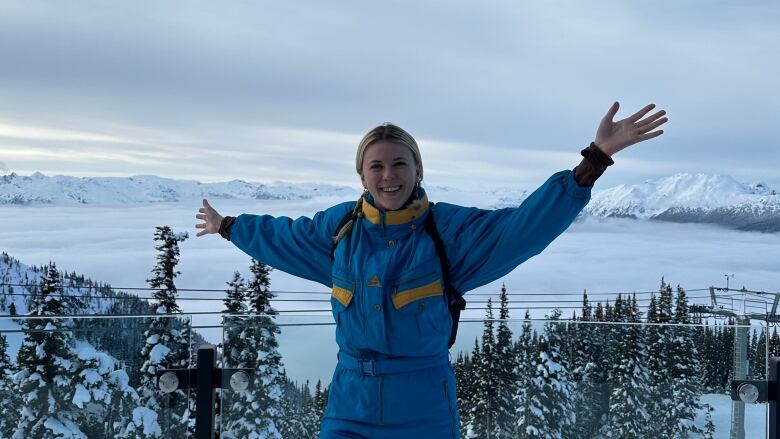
top-left (512, 310), bottom-right (536, 438)
top-left (247, 258), bottom-right (276, 316)
top-left (521, 310), bottom-right (576, 439)
top-left (134, 226), bottom-right (190, 438)
top-left (752, 328), bottom-right (768, 379)
top-left (13, 262), bottom-right (85, 439)
top-left (492, 284), bottom-right (516, 439)
top-left (467, 298), bottom-right (497, 438)
top-left (667, 285), bottom-right (702, 437)
top-left (277, 374), bottom-right (311, 438)
top-left (572, 297), bottom-right (607, 438)
top-left (770, 327), bottom-right (780, 358)
top-left (460, 339), bottom-right (480, 438)
top-left (0, 332), bottom-right (19, 437)
top-left (69, 340), bottom-right (140, 437)
top-left (599, 293), bottom-right (652, 438)
top-left (222, 260), bottom-right (284, 439)
top-left (645, 279), bottom-right (675, 436)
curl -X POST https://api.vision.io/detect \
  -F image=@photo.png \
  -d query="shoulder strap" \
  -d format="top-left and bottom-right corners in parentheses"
top-left (330, 211), bottom-right (354, 262)
top-left (424, 204), bottom-right (467, 349)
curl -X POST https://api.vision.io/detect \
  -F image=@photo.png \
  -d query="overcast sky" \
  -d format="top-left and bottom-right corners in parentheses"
top-left (0, 1), bottom-right (777, 189)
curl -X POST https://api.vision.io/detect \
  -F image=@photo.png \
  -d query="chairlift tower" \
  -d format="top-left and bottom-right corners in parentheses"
top-left (700, 284), bottom-right (780, 439)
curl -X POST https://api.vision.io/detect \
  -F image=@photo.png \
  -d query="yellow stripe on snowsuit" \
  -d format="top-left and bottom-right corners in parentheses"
top-left (332, 285), bottom-right (354, 307)
top-left (393, 280), bottom-right (443, 310)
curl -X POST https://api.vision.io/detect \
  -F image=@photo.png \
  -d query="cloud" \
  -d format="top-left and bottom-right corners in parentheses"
top-left (0, 1), bottom-right (777, 186)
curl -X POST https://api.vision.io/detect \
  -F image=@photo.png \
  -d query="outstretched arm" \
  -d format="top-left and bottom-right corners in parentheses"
top-left (195, 198), bottom-right (350, 286)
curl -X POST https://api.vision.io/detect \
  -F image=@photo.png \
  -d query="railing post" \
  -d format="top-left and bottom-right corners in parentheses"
top-left (157, 344), bottom-right (253, 438)
top-left (195, 345), bottom-right (216, 439)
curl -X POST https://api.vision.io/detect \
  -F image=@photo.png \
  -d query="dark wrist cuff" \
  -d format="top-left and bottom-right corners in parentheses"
top-left (573, 143), bottom-right (614, 187)
top-left (219, 216), bottom-right (236, 241)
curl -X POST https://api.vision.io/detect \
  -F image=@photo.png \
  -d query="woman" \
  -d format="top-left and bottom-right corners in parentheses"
top-left (196, 101), bottom-right (667, 438)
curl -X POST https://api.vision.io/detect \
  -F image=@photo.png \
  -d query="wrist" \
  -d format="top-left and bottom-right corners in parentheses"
top-left (593, 141), bottom-right (616, 157)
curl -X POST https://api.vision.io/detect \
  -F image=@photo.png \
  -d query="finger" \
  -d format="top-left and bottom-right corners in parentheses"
top-left (636, 110), bottom-right (666, 127)
top-left (196, 230), bottom-right (207, 237)
top-left (196, 213), bottom-right (206, 220)
top-left (195, 223), bottom-right (205, 229)
top-left (203, 199), bottom-right (211, 208)
top-left (603, 101), bottom-right (620, 122)
top-left (638, 130), bottom-right (664, 142)
top-left (628, 103), bottom-right (656, 123)
top-left (198, 208), bottom-right (205, 213)
top-left (638, 117), bottom-right (668, 134)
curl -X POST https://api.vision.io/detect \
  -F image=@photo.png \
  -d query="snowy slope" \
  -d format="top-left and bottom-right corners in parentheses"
top-left (0, 252), bottom-right (148, 316)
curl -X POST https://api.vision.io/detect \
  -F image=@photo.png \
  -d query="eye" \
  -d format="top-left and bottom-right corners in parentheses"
top-left (394, 162), bottom-right (407, 167)
top-left (370, 164), bottom-right (382, 171)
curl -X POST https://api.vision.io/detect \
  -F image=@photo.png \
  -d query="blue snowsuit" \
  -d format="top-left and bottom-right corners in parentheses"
top-left (229, 170), bottom-right (591, 438)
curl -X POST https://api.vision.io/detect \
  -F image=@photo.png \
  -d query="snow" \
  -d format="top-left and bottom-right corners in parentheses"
top-left (131, 407), bottom-right (162, 437)
top-left (148, 343), bottom-right (171, 364)
top-left (42, 417), bottom-right (87, 439)
top-left (694, 393), bottom-right (767, 438)
top-left (72, 383), bottom-right (91, 408)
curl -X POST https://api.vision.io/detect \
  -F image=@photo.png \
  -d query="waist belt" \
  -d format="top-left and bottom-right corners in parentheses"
top-left (337, 352), bottom-right (451, 377)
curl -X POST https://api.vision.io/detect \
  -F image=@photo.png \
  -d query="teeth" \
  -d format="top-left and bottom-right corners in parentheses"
top-left (382, 186), bottom-right (401, 192)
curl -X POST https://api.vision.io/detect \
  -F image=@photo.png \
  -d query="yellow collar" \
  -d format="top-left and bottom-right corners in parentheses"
top-left (362, 194), bottom-right (430, 226)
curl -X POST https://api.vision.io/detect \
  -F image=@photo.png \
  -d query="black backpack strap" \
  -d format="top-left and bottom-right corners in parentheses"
top-left (423, 204), bottom-right (467, 349)
top-left (330, 211), bottom-right (355, 262)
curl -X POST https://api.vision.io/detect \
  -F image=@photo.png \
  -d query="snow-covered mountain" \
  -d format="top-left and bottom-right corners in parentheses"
top-left (2, 171), bottom-right (779, 232)
top-left (585, 173), bottom-right (780, 232)
top-left (0, 172), bottom-right (356, 205)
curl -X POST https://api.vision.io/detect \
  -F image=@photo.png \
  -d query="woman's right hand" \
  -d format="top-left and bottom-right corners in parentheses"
top-left (195, 198), bottom-right (223, 237)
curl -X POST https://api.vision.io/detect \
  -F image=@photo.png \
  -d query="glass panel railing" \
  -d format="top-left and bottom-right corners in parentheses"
top-left (221, 315), bottom-right (767, 439)
top-left (0, 315), bottom-right (192, 438)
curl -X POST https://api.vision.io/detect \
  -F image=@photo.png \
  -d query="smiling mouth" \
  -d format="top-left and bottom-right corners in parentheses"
top-left (381, 186), bottom-right (401, 193)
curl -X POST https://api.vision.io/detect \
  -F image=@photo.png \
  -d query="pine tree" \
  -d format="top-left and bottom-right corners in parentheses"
top-left (13, 262), bottom-right (85, 438)
top-left (769, 327), bottom-right (780, 358)
top-left (222, 260), bottom-right (284, 438)
top-left (0, 333), bottom-right (19, 438)
top-left (572, 304), bottom-right (607, 438)
top-left (512, 310), bottom-right (535, 438)
top-left (752, 328), bottom-right (768, 380)
top-left (468, 297), bottom-right (497, 438)
top-left (247, 259), bottom-right (276, 315)
top-left (747, 329), bottom-right (758, 380)
top-left (460, 339), bottom-right (481, 438)
top-left (581, 290), bottom-right (592, 322)
top-left (645, 278), bottom-right (675, 435)
top-left (134, 226), bottom-right (190, 438)
top-left (667, 285), bottom-right (702, 437)
top-left (521, 311), bottom-right (576, 438)
top-left (492, 284), bottom-right (516, 439)
top-left (599, 304), bottom-right (652, 438)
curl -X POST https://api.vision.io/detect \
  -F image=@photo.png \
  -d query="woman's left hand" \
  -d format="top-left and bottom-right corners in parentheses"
top-left (595, 102), bottom-right (668, 156)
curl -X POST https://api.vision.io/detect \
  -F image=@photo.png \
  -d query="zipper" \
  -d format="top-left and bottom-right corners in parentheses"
top-left (379, 376), bottom-right (385, 425)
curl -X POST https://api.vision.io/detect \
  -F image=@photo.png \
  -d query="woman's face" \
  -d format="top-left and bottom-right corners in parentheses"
top-left (360, 140), bottom-right (420, 211)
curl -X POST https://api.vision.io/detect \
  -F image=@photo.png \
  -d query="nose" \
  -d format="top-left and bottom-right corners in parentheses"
top-left (381, 166), bottom-right (395, 180)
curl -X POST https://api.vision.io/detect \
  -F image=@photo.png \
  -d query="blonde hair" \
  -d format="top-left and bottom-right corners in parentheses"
top-left (334, 123), bottom-right (423, 245)
top-left (355, 122), bottom-right (423, 180)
